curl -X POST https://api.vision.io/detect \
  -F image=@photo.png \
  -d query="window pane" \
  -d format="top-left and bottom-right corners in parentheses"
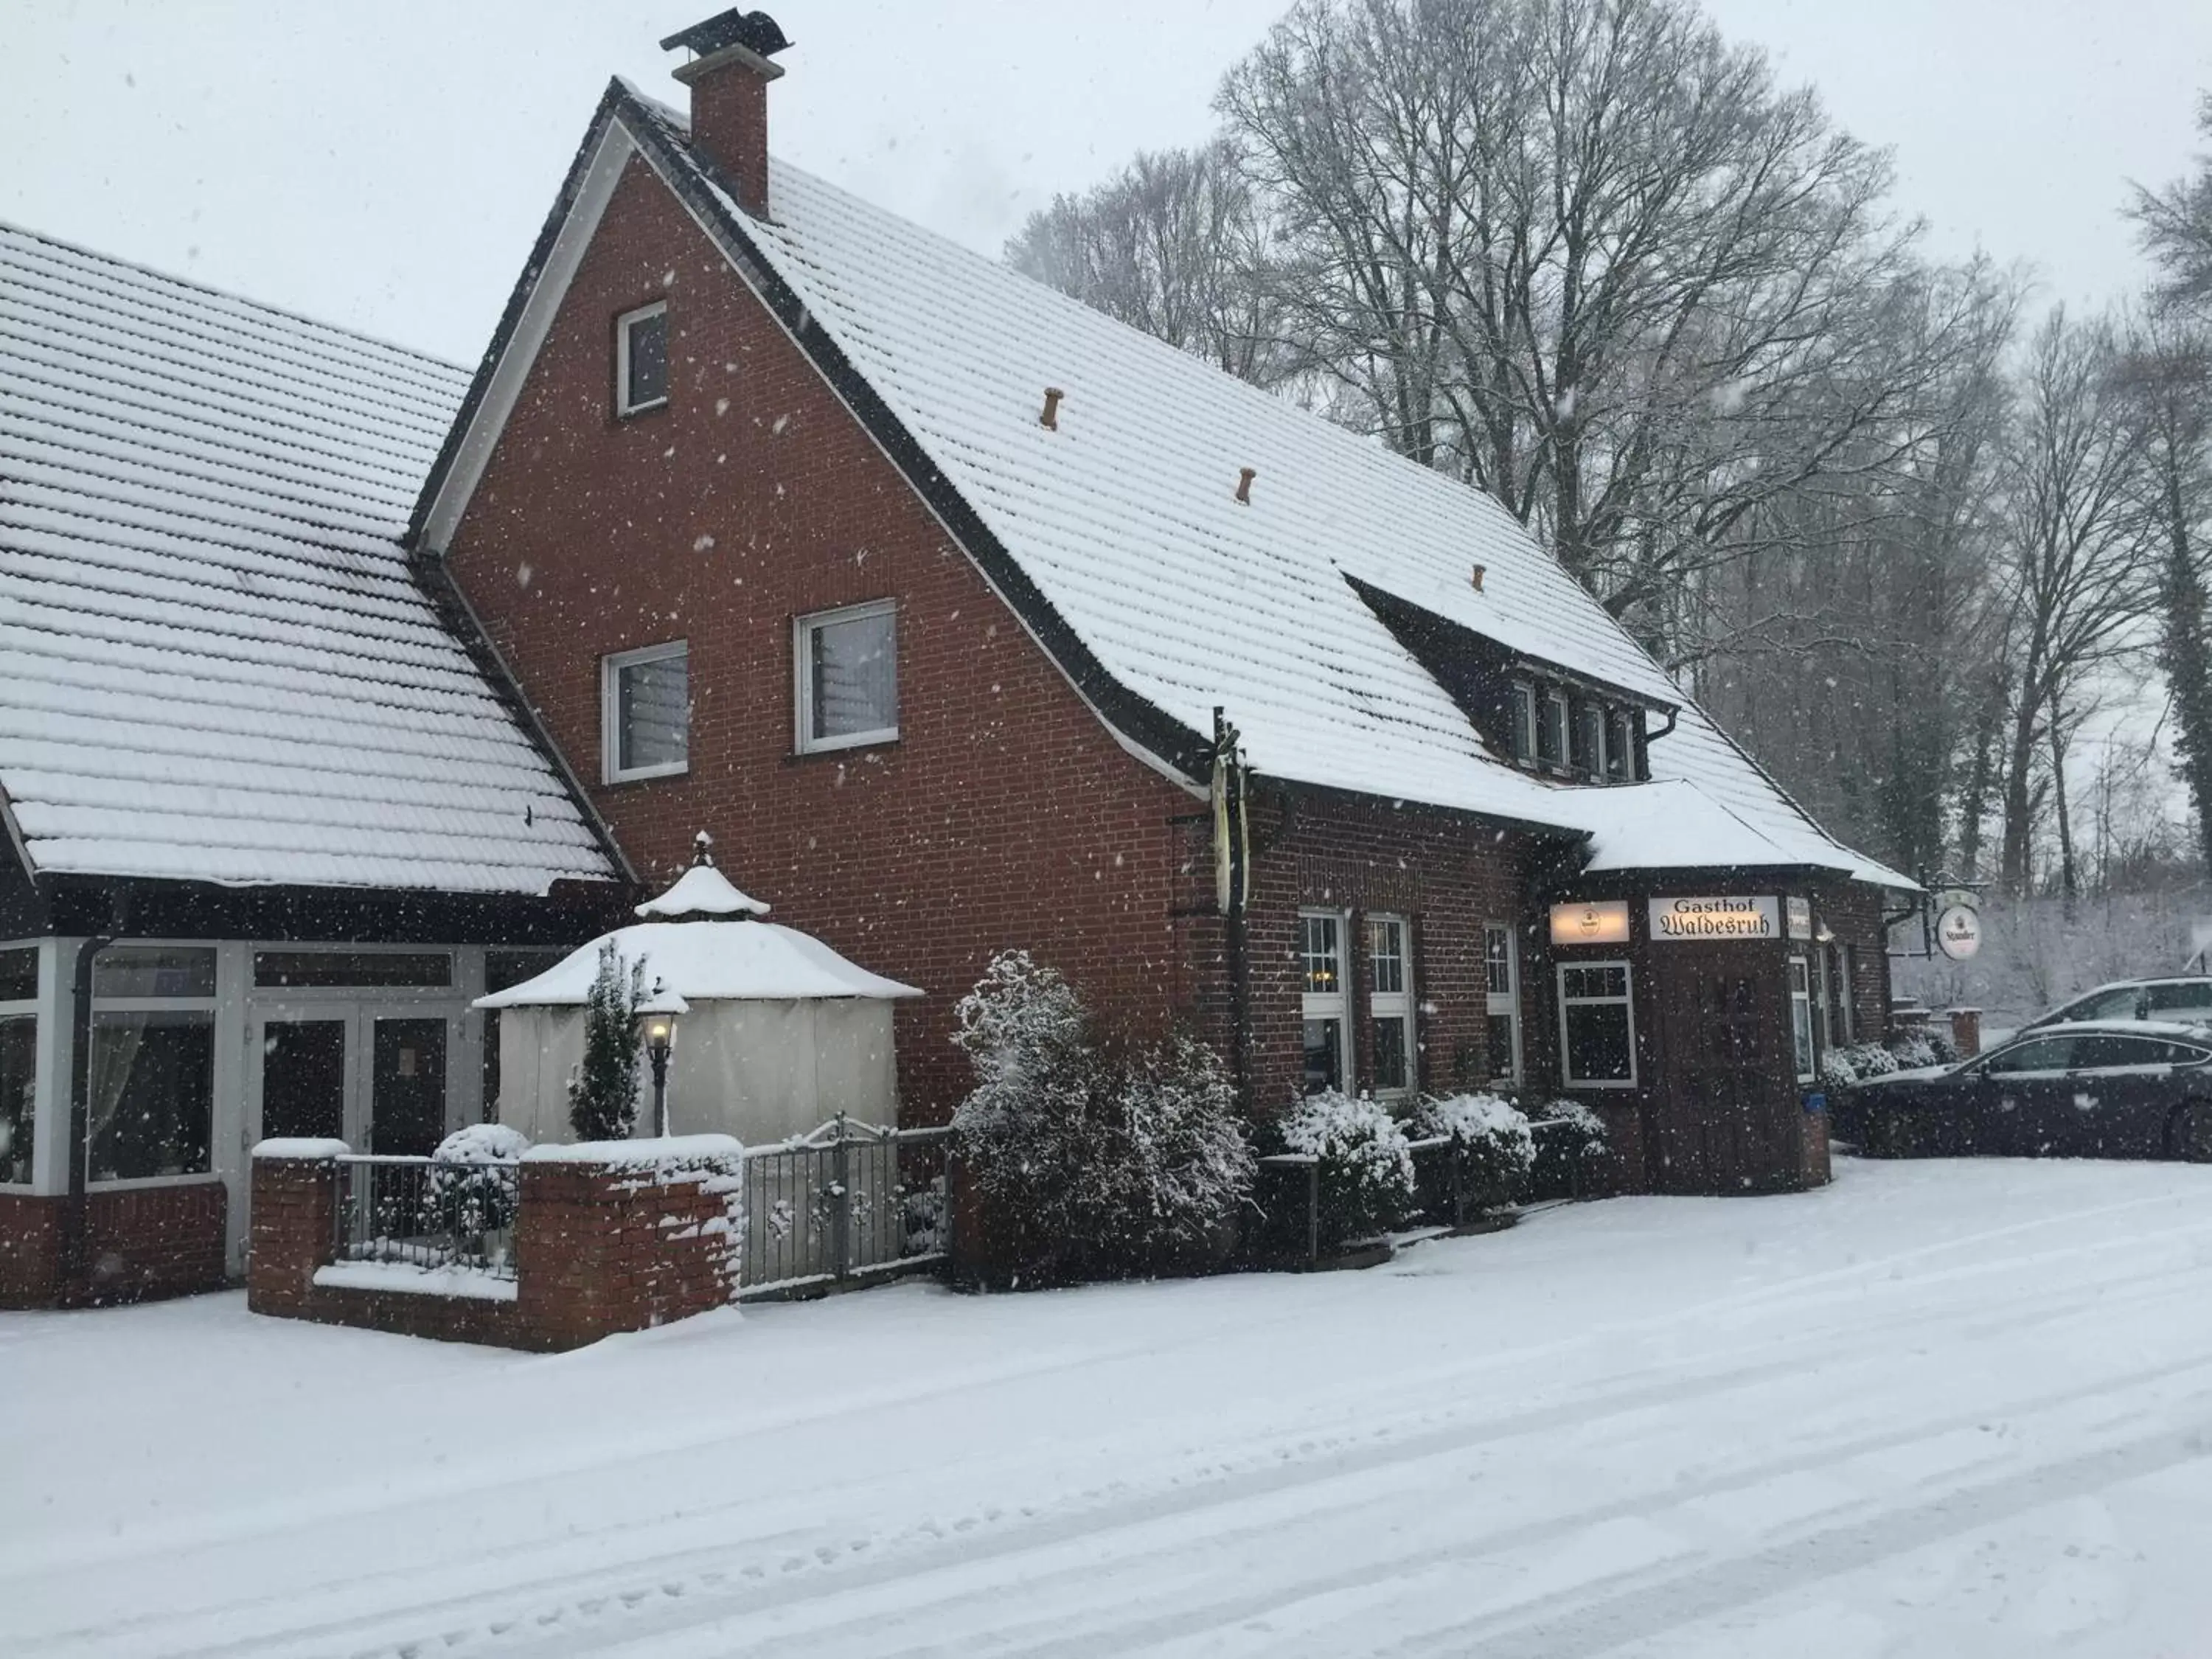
top-left (1300, 915), bottom-right (1340, 995)
top-left (1790, 994), bottom-right (1815, 1079)
top-left (0, 1015), bottom-right (32, 1185)
top-left (1371, 1018), bottom-right (1408, 1092)
top-left (1984, 1037), bottom-right (2074, 1075)
top-left (88, 1009), bottom-right (214, 1180)
top-left (1571, 703), bottom-right (1601, 776)
top-left (0, 947), bottom-right (35, 1004)
top-left (486, 949), bottom-right (566, 994)
top-left (1562, 964), bottom-right (1627, 1001)
top-left (1565, 1003), bottom-right (1632, 1083)
top-left (1486, 1013), bottom-right (1518, 1080)
top-left (625, 309), bottom-right (668, 408)
top-left (1538, 696), bottom-right (1565, 764)
top-left (2142, 983), bottom-right (2212, 1017)
top-left (1485, 926), bottom-right (1514, 996)
top-left (94, 947), bottom-right (215, 1001)
top-left (254, 951), bottom-right (452, 989)
top-left (1302, 1018), bottom-right (1343, 1095)
top-left (810, 609), bottom-right (897, 740)
top-left (618, 650), bottom-right (689, 772)
top-left (1369, 919), bottom-right (1404, 995)
top-left (1607, 712), bottom-right (1635, 780)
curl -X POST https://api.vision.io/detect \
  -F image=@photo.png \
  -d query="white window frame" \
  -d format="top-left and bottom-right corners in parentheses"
top-left (1557, 959), bottom-right (1638, 1090)
top-left (1789, 956), bottom-right (1818, 1083)
top-left (1299, 909), bottom-right (1349, 1096)
top-left (614, 299), bottom-right (669, 417)
top-left (1538, 689), bottom-right (1569, 771)
top-left (0, 942), bottom-right (39, 1192)
top-left (1484, 922), bottom-right (1521, 1085)
top-left (1607, 709), bottom-right (1637, 782)
top-left (1509, 682), bottom-right (1537, 763)
top-left (600, 639), bottom-right (689, 785)
top-left (1838, 943), bottom-right (1857, 1044)
top-left (1367, 914), bottom-right (1415, 1099)
top-left (86, 944), bottom-right (221, 1189)
top-left (794, 599), bottom-right (900, 755)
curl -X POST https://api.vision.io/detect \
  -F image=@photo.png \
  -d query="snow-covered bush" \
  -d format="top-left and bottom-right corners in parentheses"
top-left (425, 1123), bottom-right (529, 1238)
top-left (1888, 1032), bottom-right (1940, 1071)
top-left (952, 952), bottom-right (1254, 1285)
top-left (1925, 1026), bottom-right (1962, 1065)
top-left (1820, 1050), bottom-right (1861, 1088)
top-left (1276, 1091), bottom-right (1416, 1248)
top-left (1413, 1093), bottom-right (1534, 1216)
top-left (1526, 1098), bottom-right (1610, 1197)
top-left (568, 940), bottom-right (645, 1141)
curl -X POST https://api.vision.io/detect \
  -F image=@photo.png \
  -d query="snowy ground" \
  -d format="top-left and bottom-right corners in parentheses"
top-left (7, 1158), bottom-right (2212, 1658)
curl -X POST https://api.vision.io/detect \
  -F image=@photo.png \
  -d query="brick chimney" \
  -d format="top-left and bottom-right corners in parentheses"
top-left (659, 9), bottom-right (793, 219)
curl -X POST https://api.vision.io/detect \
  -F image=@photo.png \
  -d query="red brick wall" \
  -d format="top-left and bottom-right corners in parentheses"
top-left (1233, 790), bottom-right (1540, 1114)
top-left (1818, 881), bottom-right (1896, 1043)
top-left (248, 1152), bottom-right (740, 1352)
top-left (0, 1183), bottom-right (227, 1309)
top-left (446, 159), bottom-right (1199, 1118)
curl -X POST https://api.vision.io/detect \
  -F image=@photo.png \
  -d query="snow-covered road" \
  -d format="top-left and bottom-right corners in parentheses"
top-left (7, 1156), bottom-right (2212, 1658)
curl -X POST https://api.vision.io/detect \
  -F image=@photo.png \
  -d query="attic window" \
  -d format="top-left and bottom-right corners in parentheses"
top-left (1537, 691), bottom-right (1568, 769)
top-left (1608, 709), bottom-right (1638, 782)
top-left (1509, 684), bottom-right (1537, 762)
top-left (616, 301), bottom-right (669, 416)
top-left (1571, 702), bottom-right (1604, 782)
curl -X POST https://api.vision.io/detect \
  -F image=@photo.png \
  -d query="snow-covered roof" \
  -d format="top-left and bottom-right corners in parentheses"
top-left (0, 223), bottom-right (616, 894)
top-left (474, 919), bottom-right (921, 1008)
top-left (635, 863), bottom-right (770, 919)
top-left (420, 82), bottom-right (1911, 890)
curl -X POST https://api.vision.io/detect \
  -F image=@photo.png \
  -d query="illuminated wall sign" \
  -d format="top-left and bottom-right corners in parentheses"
top-left (1549, 900), bottom-right (1631, 946)
top-left (1785, 895), bottom-right (1813, 940)
top-left (1648, 895), bottom-right (1781, 942)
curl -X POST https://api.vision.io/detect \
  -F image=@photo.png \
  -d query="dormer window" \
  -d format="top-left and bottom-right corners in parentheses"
top-left (615, 301), bottom-right (669, 416)
top-left (1608, 709), bottom-right (1638, 781)
top-left (1510, 683), bottom-right (1537, 762)
top-left (1571, 702), bottom-right (1604, 781)
top-left (1537, 691), bottom-right (1568, 769)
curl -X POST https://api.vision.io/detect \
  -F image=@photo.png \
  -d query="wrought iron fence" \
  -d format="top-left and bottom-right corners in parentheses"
top-left (738, 1116), bottom-right (953, 1297)
top-left (332, 1154), bottom-right (520, 1281)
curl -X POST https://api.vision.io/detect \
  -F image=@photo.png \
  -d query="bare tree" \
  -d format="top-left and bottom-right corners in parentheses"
top-left (1993, 309), bottom-right (2159, 896)
top-left (1213, 0), bottom-right (1983, 648)
top-left (2129, 94), bottom-right (2212, 313)
top-left (1005, 140), bottom-right (1293, 386)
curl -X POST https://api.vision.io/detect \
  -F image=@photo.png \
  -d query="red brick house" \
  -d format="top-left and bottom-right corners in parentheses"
top-left (411, 10), bottom-right (1913, 1195)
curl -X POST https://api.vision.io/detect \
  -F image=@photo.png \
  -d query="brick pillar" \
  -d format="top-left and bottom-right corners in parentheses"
top-left (246, 1155), bottom-right (338, 1318)
top-left (1948, 1008), bottom-right (1982, 1058)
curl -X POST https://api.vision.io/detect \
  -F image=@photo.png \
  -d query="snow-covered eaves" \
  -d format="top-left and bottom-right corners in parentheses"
top-left (415, 80), bottom-right (1913, 893)
top-left (475, 919), bottom-right (922, 1008)
top-left (0, 223), bottom-right (619, 895)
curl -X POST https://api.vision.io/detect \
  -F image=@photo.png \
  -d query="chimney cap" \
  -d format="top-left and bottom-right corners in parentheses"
top-left (660, 9), bottom-right (793, 59)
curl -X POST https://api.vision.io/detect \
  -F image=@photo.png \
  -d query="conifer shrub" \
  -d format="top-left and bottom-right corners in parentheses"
top-left (951, 952), bottom-right (1255, 1286)
top-left (568, 940), bottom-right (645, 1142)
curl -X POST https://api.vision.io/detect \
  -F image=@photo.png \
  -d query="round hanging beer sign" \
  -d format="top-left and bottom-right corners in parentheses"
top-left (1935, 904), bottom-right (1983, 961)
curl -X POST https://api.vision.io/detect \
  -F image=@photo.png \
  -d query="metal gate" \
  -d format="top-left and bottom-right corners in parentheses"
top-left (737, 1116), bottom-right (953, 1299)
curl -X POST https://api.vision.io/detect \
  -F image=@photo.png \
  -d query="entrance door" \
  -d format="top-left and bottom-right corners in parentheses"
top-left (368, 1016), bottom-right (449, 1158)
top-left (1654, 959), bottom-right (1795, 1192)
top-left (257, 1017), bottom-right (349, 1142)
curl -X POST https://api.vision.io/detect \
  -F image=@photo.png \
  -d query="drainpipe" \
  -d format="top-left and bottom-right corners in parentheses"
top-left (59, 932), bottom-right (114, 1304)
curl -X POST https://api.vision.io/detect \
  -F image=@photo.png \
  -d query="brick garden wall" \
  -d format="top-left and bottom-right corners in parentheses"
top-left (248, 1150), bottom-right (741, 1352)
top-left (0, 1181), bottom-right (227, 1309)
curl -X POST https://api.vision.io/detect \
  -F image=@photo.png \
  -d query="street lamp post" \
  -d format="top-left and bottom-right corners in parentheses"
top-left (637, 984), bottom-right (684, 1139)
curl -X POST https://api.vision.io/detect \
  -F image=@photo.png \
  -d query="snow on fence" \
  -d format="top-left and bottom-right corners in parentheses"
top-left (736, 1115), bottom-right (953, 1299)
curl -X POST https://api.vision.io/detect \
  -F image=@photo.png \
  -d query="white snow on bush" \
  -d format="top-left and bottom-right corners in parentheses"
top-left (431, 1124), bottom-right (529, 1164)
top-left (1279, 1092), bottom-right (1416, 1192)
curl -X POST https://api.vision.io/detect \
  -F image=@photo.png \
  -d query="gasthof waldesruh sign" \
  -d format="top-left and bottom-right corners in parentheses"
top-left (1647, 895), bottom-right (1781, 941)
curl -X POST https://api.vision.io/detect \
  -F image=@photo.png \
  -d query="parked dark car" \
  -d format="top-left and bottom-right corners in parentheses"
top-left (2020, 976), bottom-right (2212, 1033)
top-left (1837, 1020), bottom-right (2212, 1161)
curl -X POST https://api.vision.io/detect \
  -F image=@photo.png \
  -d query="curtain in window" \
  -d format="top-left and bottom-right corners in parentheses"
top-left (0, 1016), bottom-right (32, 1184)
top-left (619, 653), bottom-right (689, 770)
top-left (88, 1011), bottom-right (214, 1181)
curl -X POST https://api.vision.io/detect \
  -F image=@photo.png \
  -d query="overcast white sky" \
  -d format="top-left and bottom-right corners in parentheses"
top-left (5, 1), bottom-right (2210, 366)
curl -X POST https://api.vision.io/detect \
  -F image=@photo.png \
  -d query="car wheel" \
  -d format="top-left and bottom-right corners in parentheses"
top-left (2166, 1102), bottom-right (2212, 1163)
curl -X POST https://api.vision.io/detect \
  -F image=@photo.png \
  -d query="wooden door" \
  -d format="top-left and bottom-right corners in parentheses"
top-left (1654, 956), bottom-right (1795, 1193)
